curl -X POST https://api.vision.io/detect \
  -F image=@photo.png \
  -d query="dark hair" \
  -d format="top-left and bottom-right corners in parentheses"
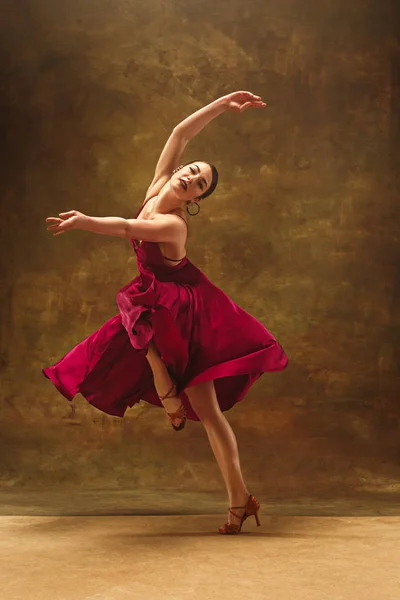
top-left (183, 160), bottom-right (219, 200)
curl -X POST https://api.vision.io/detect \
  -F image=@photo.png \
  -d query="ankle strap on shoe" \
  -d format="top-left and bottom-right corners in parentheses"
top-left (159, 383), bottom-right (176, 402)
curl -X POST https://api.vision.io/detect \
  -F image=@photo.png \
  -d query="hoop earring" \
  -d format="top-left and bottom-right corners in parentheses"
top-left (186, 201), bottom-right (200, 216)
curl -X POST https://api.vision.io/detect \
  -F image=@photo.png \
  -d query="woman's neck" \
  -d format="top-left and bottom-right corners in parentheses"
top-left (154, 182), bottom-right (187, 214)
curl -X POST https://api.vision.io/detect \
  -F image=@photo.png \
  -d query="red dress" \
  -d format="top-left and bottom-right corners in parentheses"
top-left (43, 204), bottom-right (288, 421)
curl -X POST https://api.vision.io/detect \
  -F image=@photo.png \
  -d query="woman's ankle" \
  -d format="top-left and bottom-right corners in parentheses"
top-left (229, 490), bottom-right (250, 507)
top-left (161, 396), bottom-right (181, 413)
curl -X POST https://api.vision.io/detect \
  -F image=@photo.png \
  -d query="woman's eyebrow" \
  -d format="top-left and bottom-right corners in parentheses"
top-left (194, 164), bottom-right (209, 189)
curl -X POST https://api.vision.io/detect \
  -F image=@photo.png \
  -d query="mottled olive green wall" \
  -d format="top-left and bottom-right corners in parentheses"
top-left (0, 0), bottom-right (399, 499)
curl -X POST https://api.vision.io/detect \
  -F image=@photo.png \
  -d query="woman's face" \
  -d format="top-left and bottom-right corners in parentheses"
top-left (171, 161), bottom-right (212, 200)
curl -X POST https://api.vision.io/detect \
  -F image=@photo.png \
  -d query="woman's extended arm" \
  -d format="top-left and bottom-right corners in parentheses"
top-left (46, 210), bottom-right (186, 243)
top-left (173, 97), bottom-right (228, 141)
top-left (147, 91), bottom-right (266, 192)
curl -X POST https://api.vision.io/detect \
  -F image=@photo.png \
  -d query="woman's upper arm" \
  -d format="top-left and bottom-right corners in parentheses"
top-left (146, 130), bottom-right (188, 194)
top-left (126, 214), bottom-right (186, 243)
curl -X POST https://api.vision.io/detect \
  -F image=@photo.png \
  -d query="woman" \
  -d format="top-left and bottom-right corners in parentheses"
top-left (44, 91), bottom-right (288, 535)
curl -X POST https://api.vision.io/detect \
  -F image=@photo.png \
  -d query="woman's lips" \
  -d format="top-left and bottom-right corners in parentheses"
top-left (180, 178), bottom-right (187, 191)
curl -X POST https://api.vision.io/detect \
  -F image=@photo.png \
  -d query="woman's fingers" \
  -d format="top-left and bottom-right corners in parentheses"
top-left (46, 213), bottom-right (76, 236)
top-left (243, 91), bottom-right (263, 101)
top-left (239, 101), bottom-right (252, 112)
top-left (46, 216), bottom-right (64, 231)
top-left (46, 216), bottom-right (69, 233)
top-left (239, 100), bottom-right (267, 112)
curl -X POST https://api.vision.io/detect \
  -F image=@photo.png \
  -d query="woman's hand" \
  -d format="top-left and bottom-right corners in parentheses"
top-left (223, 91), bottom-right (266, 112)
top-left (46, 210), bottom-right (88, 236)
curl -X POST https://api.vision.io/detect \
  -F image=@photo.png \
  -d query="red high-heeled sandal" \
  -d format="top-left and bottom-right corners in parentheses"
top-left (159, 383), bottom-right (187, 431)
top-left (218, 494), bottom-right (261, 534)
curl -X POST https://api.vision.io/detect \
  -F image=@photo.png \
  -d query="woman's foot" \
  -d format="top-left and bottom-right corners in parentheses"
top-left (218, 493), bottom-right (261, 534)
top-left (225, 493), bottom-right (250, 527)
top-left (159, 384), bottom-right (187, 430)
top-left (163, 396), bottom-right (185, 429)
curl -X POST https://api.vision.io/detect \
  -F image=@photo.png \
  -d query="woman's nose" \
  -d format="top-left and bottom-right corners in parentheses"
top-left (187, 173), bottom-right (199, 182)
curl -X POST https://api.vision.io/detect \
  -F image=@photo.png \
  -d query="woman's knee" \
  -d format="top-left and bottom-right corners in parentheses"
top-left (185, 380), bottom-right (222, 422)
top-left (145, 339), bottom-right (161, 365)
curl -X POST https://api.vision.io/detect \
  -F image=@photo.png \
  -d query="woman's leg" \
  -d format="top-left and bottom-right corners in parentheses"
top-left (185, 380), bottom-right (250, 528)
top-left (146, 342), bottom-right (250, 526)
top-left (145, 340), bottom-right (184, 428)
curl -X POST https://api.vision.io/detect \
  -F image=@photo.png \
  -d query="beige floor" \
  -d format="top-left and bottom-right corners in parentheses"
top-left (1, 511), bottom-right (399, 600)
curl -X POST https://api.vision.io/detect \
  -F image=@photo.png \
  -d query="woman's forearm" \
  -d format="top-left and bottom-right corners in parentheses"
top-left (80, 215), bottom-right (129, 237)
top-left (173, 97), bottom-right (228, 141)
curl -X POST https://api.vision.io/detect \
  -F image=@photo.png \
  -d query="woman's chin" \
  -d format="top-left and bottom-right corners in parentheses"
top-left (172, 181), bottom-right (186, 199)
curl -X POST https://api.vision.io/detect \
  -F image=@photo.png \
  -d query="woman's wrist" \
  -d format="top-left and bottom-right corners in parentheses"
top-left (215, 96), bottom-right (229, 110)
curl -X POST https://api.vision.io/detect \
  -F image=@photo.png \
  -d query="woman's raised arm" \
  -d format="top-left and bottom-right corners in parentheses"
top-left (146, 92), bottom-right (266, 194)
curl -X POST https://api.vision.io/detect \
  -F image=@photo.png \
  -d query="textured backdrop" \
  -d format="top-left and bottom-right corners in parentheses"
top-left (0, 0), bottom-right (399, 501)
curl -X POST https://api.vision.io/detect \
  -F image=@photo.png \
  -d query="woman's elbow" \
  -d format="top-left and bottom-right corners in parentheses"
top-left (172, 126), bottom-right (189, 143)
top-left (124, 219), bottom-right (138, 239)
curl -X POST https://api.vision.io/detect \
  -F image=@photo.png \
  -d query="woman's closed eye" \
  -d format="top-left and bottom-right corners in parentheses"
top-left (190, 167), bottom-right (204, 191)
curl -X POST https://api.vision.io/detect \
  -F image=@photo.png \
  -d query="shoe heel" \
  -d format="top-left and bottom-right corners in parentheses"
top-left (248, 495), bottom-right (261, 527)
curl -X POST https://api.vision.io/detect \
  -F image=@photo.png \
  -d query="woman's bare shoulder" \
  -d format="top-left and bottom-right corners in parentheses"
top-left (168, 208), bottom-right (188, 226)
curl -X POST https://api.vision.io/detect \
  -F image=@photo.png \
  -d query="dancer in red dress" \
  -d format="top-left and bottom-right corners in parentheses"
top-left (44, 91), bottom-right (288, 534)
